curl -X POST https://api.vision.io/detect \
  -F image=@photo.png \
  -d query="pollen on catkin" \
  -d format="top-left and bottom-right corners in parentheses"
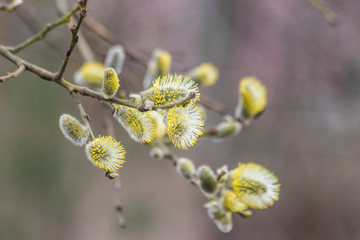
top-left (165, 104), bottom-right (204, 149)
top-left (188, 62), bottom-right (219, 86)
top-left (74, 62), bottom-right (106, 85)
top-left (113, 105), bottom-right (154, 143)
top-left (148, 111), bottom-right (167, 139)
top-left (140, 74), bottom-right (199, 107)
top-left (85, 136), bottom-right (125, 173)
top-left (59, 114), bottom-right (89, 146)
top-left (222, 191), bottom-right (247, 212)
top-left (238, 76), bottom-right (267, 117)
top-left (232, 162), bottom-right (280, 209)
top-left (102, 68), bottom-right (120, 98)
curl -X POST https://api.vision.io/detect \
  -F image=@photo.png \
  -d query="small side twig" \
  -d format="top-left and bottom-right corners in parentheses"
top-left (71, 92), bottom-right (95, 140)
top-left (56, 0), bottom-right (88, 81)
top-left (0, 0), bottom-right (23, 12)
top-left (9, 4), bottom-right (79, 54)
top-left (104, 111), bottom-right (126, 228)
top-left (0, 64), bottom-right (24, 82)
top-left (55, 0), bottom-right (95, 62)
top-left (200, 95), bottom-right (227, 114)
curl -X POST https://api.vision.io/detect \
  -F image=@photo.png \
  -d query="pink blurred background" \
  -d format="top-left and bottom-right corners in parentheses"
top-left (1, 0), bottom-right (360, 239)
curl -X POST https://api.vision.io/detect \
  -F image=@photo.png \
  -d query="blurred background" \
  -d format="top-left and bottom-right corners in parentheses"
top-left (1, 0), bottom-right (360, 239)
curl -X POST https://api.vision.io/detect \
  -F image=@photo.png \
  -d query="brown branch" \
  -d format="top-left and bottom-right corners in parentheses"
top-left (0, 0), bottom-right (22, 12)
top-left (200, 94), bottom-right (227, 114)
top-left (55, 0), bottom-right (95, 62)
top-left (56, 0), bottom-right (88, 81)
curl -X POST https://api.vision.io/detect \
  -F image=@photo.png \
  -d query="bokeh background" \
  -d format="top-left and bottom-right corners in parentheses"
top-left (1, 0), bottom-right (360, 239)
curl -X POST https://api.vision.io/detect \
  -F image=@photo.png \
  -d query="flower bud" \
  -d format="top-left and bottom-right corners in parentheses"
top-left (113, 105), bottom-right (154, 143)
top-left (104, 45), bottom-right (126, 74)
top-left (149, 147), bottom-right (164, 160)
top-left (102, 68), bottom-right (120, 98)
top-left (156, 49), bottom-right (172, 77)
top-left (235, 76), bottom-right (267, 119)
top-left (129, 93), bottom-right (143, 104)
top-left (188, 63), bottom-right (219, 86)
top-left (148, 111), bottom-right (167, 139)
top-left (176, 157), bottom-right (196, 180)
top-left (197, 165), bottom-right (217, 195)
top-left (106, 172), bottom-right (119, 179)
top-left (213, 116), bottom-right (242, 140)
top-left (205, 201), bottom-right (233, 233)
top-left (239, 209), bottom-right (252, 217)
top-left (59, 114), bottom-right (89, 146)
top-left (222, 191), bottom-right (247, 212)
top-left (74, 62), bottom-right (105, 86)
top-left (143, 48), bottom-right (172, 88)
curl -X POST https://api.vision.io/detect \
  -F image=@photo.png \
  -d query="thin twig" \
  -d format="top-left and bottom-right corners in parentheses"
top-left (0, 64), bottom-right (24, 82)
top-left (104, 112), bottom-right (126, 228)
top-left (0, 0), bottom-right (22, 12)
top-left (200, 94), bottom-right (227, 114)
top-left (9, 5), bottom-right (79, 54)
top-left (56, 0), bottom-right (95, 62)
top-left (71, 92), bottom-right (95, 140)
top-left (56, 0), bottom-right (88, 81)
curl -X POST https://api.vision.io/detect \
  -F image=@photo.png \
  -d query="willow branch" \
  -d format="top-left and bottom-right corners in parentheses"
top-left (0, 45), bottom-right (191, 110)
top-left (0, 64), bottom-right (25, 82)
top-left (9, 5), bottom-right (79, 54)
top-left (0, 0), bottom-right (22, 12)
top-left (56, 0), bottom-right (88, 81)
top-left (56, 0), bottom-right (95, 62)
top-left (200, 95), bottom-right (227, 114)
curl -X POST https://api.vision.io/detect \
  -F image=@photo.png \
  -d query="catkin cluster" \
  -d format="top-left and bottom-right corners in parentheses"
top-left (58, 45), bottom-right (279, 232)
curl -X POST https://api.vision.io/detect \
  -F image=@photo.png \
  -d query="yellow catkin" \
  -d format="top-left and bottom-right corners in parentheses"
top-left (232, 162), bottom-right (280, 209)
top-left (190, 63), bottom-right (219, 86)
top-left (86, 136), bottom-right (125, 173)
top-left (223, 191), bottom-right (247, 212)
top-left (166, 104), bottom-right (204, 149)
top-left (102, 68), bottom-right (120, 98)
top-left (239, 76), bottom-right (267, 116)
top-left (114, 105), bottom-right (154, 143)
top-left (140, 74), bottom-right (199, 107)
top-left (78, 62), bottom-right (106, 85)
